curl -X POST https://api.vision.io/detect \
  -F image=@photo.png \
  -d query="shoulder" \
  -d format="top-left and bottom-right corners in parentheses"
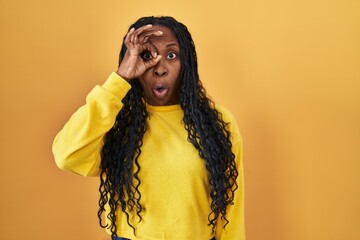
top-left (215, 105), bottom-right (242, 144)
top-left (215, 105), bottom-right (236, 122)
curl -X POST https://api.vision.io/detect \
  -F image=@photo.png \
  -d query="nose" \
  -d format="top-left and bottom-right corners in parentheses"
top-left (154, 60), bottom-right (167, 77)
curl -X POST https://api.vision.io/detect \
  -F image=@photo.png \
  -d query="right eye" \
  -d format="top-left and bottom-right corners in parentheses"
top-left (141, 51), bottom-right (152, 61)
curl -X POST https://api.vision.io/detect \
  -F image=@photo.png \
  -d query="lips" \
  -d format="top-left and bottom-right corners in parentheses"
top-left (153, 85), bottom-right (169, 98)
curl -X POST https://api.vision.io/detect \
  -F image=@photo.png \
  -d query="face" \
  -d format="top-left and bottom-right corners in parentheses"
top-left (138, 25), bottom-right (181, 106)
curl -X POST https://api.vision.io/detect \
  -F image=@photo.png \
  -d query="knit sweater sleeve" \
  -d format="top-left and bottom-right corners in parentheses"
top-left (52, 72), bottom-right (131, 177)
top-left (215, 107), bottom-right (246, 240)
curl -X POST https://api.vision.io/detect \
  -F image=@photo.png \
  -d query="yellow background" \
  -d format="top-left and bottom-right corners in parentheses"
top-left (0, 0), bottom-right (359, 239)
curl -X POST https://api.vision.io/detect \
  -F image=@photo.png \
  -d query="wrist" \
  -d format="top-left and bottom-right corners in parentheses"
top-left (116, 69), bottom-right (130, 82)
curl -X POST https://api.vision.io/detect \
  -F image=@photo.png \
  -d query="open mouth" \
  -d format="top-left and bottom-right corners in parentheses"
top-left (153, 86), bottom-right (168, 98)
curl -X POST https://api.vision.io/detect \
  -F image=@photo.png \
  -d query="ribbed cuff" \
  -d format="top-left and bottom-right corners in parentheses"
top-left (101, 72), bottom-right (131, 99)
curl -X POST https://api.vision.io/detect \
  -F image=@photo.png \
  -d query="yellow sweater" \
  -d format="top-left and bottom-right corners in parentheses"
top-left (52, 73), bottom-right (245, 240)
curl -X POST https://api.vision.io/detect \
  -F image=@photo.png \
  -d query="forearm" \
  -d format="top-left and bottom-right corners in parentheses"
top-left (52, 73), bottom-right (131, 176)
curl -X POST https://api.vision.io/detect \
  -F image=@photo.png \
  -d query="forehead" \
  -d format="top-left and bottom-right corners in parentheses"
top-left (147, 25), bottom-right (179, 45)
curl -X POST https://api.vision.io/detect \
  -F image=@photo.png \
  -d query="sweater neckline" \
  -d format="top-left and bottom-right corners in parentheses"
top-left (146, 104), bottom-right (182, 112)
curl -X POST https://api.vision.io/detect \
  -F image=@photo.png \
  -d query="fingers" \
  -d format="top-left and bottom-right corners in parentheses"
top-left (125, 24), bottom-right (163, 46)
top-left (119, 25), bottom-right (164, 80)
top-left (130, 24), bottom-right (152, 43)
top-left (137, 30), bottom-right (163, 43)
top-left (142, 42), bottom-right (158, 59)
top-left (124, 27), bottom-right (135, 46)
top-left (144, 55), bottom-right (162, 69)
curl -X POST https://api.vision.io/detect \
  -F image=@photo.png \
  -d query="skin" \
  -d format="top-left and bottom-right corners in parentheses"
top-left (117, 25), bottom-right (181, 106)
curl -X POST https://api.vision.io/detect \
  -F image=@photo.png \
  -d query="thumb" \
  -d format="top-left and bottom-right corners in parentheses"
top-left (144, 55), bottom-right (162, 69)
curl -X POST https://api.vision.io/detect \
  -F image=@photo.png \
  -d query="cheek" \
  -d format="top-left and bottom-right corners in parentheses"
top-left (173, 62), bottom-right (181, 77)
top-left (139, 72), bottom-right (152, 87)
top-left (138, 79), bottom-right (148, 94)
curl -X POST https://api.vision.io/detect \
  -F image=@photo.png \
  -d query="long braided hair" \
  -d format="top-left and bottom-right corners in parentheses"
top-left (98, 16), bottom-right (238, 239)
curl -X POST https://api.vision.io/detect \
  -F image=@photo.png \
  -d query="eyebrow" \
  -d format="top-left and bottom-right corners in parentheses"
top-left (165, 43), bottom-right (179, 48)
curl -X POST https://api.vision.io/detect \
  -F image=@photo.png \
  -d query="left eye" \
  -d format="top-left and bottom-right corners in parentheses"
top-left (167, 52), bottom-right (177, 59)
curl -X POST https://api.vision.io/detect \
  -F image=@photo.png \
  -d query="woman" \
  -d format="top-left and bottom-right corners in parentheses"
top-left (53, 16), bottom-right (245, 240)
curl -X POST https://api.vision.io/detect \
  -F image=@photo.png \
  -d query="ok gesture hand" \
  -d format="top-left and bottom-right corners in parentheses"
top-left (117, 25), bottom-right (163, 81)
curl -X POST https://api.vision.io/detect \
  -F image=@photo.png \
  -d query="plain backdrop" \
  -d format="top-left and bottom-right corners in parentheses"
top-left (0, 0), bottom-right (359, 239)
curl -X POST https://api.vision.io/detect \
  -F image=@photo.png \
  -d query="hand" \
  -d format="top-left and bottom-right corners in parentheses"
top-left (116, 24), bottom-right (163, 81)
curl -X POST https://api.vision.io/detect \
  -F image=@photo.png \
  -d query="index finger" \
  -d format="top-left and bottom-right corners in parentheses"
top-left (138, 30), bottom-right (164, 43)
top-left (131, 24), bottom-right (154, 43)
top-left (124, 24), bottom-right (152, 44)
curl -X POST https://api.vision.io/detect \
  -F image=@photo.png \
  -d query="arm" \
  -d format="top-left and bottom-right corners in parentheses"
top-left (215, 108), bottom-right (246, 240)
top-left (215, 139), bottom-right (245, 240)
top-left (53, 25), bottom-right (164, 177)
top-left (52, 73), bottom-right (131, 176)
